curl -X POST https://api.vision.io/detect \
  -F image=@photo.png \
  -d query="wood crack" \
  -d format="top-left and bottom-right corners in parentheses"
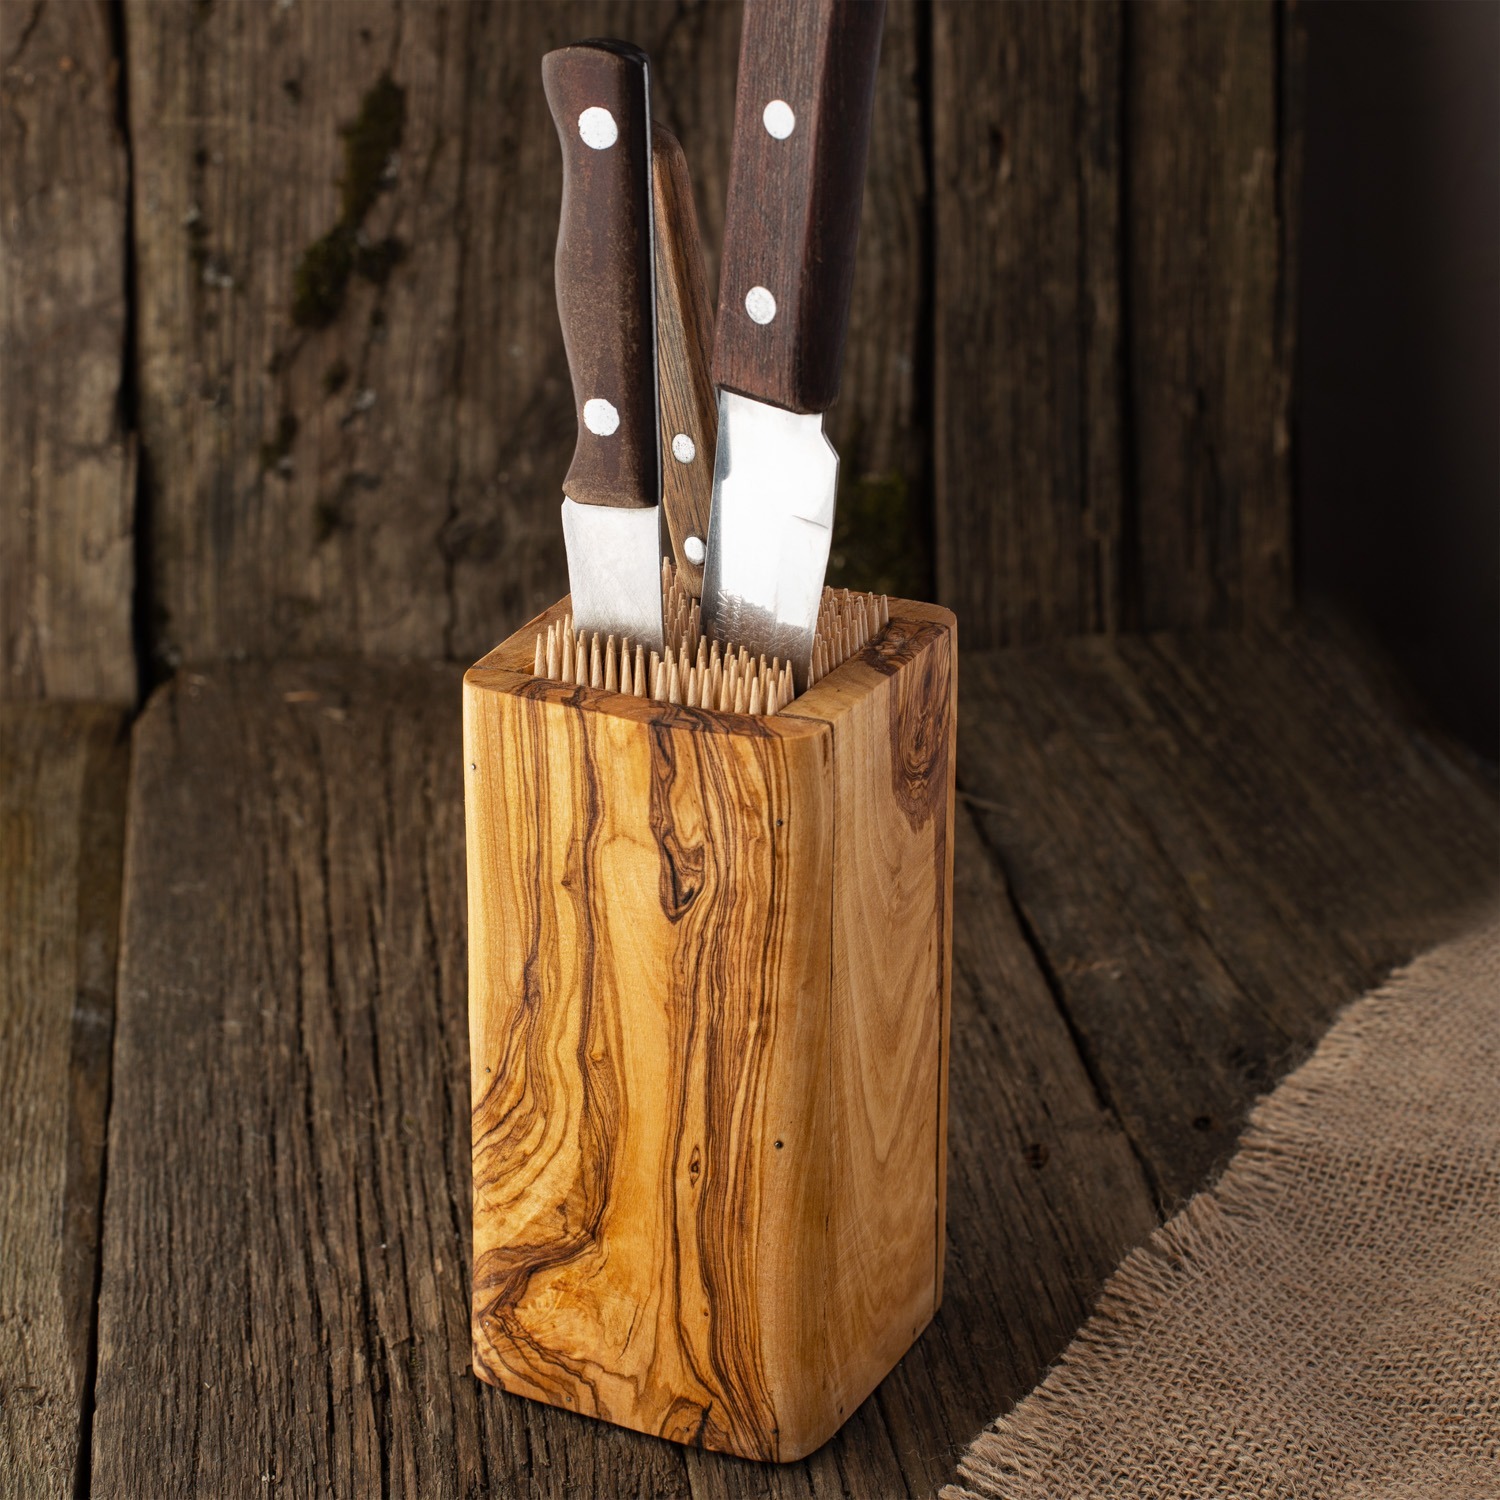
top-left (955, 790), bottom-right (1166, 1214)
top-left (2, 0), bottom-right (46, 72)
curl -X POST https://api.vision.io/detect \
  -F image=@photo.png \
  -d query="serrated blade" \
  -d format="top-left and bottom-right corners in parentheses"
top-left (561, 497), bottom-right (665, 655)
top-left (701, 392), bottom-right (838, 691)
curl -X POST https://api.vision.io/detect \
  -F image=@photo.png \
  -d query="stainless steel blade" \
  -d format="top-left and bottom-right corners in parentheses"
top-left (561, 497), bottom-right (665, 655)
top-left (700, 390), bottom-right (839, 691)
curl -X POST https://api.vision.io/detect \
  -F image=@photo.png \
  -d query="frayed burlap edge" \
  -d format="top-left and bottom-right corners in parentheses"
top-left (941, 913), bottom-right (1500, 1500)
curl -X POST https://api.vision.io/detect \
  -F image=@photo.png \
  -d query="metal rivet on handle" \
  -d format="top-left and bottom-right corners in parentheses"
top-left (762, 100), bottom-right (795, 139)
top-left (745, 286), bottom-right (777, 325)
top-left (671, 433), bottom-right (696, 463)
top-left (578, 107), bottom-right (618, 150)
top-left (583, 398), bottom-right (620, 436)
top-left (684, 535), bottom-right (706, 566)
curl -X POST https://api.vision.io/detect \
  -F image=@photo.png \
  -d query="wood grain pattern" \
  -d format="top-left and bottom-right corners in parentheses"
top-left (712, 0), bottom-right (886, 414)
top-left (957, 624), bottom-right (1498, 1208)
top-left (79, 623), bottom-right (1493, 1494)
top-left (91, 661), bottom-right (697, 1499)
top-left (78, 653), bottom-right (1150, 1499)
top-left (118, 0), bottom-right (926, 669)
top-left (10, 3), bottom-right (1305, 688)
top-left (652, 124), bottom-right (717, 594)
top-left (0, 704), bottom-right (129, 1498)
top-left (1126, 0), bottom-right (1294, 628)
top-left (465, 595), bottom-right (955, 1460)
top-left (932, 0), bottom-right (1124, 644)
top-left (932, 0), bottom-right (1299, 644)
top-left (122, 1), bottom-right (676, 668)
top-left (544, 41), bottom-right (659, 511)
top-left (784, 601), bottom-right (956, 1417)
top-left (1, 0), bottom-right (135, 701)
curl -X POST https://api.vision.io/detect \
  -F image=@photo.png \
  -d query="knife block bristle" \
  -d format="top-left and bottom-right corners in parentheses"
top-left (529, 573), bottom-right (893, 712)
top-left (463, 594), bottom-right (956, 1463)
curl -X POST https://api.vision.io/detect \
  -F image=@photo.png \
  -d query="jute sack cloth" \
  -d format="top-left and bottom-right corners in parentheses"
top-left (944, 913), bottom-right (1500, 1500)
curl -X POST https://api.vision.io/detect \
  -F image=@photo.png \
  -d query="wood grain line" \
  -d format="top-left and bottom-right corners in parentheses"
top-left (467, 597), bottom-right (955, 1460)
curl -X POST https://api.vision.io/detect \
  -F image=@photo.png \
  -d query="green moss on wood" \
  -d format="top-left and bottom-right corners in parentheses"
top-left (827, 469), bottom-right (931, 601)
top-left (258, 412), bottom-right (300, 473)
top-left (340, 73), bottom-right (406, 224)
top-left (289, 72), bottom-right (408, 330)
top-left (186, 214), bottom-right (210, 270)
top-left (292, 227), bottom-right (355, 329)
top-left (353, 235), bottom-right (407, 286)
top-left (314, 498), bottom-right (345, 544)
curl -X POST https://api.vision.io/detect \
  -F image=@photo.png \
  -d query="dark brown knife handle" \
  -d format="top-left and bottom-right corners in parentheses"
top-left (652, 123), bottom-right (717, 595)
top-left (543, 41), bottom-right (659, 509)
top-left (712, 0), bottom-right (885, 415)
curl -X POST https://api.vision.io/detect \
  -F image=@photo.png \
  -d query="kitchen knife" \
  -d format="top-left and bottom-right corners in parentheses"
top-left (701, 0), bottom-right (885, 690)
top-left (542, 40), bottom-right (664, 655)
top-left (651, 122), bottom-right (717, 598)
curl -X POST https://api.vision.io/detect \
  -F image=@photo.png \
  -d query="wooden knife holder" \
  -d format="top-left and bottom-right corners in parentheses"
top-left (463, 594), bottom-right (956, 1462)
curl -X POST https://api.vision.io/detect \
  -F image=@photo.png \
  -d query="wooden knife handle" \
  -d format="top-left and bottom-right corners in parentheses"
top-left (712, 0), bottom-right (885, 416)
top-left (542, 41), bottom-right (659, 509)
top-left (652, 123), bottom-right (717, 596)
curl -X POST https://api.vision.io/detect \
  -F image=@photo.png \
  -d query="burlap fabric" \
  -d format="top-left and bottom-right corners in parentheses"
top-left (944, 915), bottom-right (1500, 1500)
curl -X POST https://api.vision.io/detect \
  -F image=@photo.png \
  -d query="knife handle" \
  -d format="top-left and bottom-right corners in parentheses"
top-left (712, 0), bottom-right (885, 416)
top-left (543, 41), bottom-right (659, 509)
top-left (652, 123), bottom-right (717, 596)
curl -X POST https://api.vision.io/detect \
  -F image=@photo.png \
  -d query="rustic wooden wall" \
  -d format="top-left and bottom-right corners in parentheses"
top-left (0, 0), bottom-right (135, 702)
top-left (934, 0), bottom-right (1299, 642)
top-left (1, 0), bottom-right (1298, 701)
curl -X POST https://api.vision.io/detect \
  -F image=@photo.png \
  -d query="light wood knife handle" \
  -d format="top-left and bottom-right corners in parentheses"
top-left (652, 123), bottom-right (717, 596)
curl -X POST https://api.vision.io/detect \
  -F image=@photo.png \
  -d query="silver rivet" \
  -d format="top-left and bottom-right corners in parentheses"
top-left (583, 398), bottom-right (619, 436)
top-left (763, 100), bottom-right (795, 139)
top-left (671, 433), bottom-right (696, 463)
top-left (684, 535), bottom-right (706, 566)
top-left (745, 286), bottom-right (777, 324)
top-left (578, 107), bottom-right (618, 150)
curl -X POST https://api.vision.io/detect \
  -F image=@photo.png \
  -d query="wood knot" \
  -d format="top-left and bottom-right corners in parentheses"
top-left (648, 726), bottom-right (705, 921)
top-left (886, 625), bottom-right (953, 829)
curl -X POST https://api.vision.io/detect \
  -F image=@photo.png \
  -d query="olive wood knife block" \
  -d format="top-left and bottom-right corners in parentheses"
top-left (463, 594), bottom-right (956, 1462)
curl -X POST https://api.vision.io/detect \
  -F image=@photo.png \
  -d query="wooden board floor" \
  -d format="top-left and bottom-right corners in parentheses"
top-left (4, 625), bottom-right (1494, 1499)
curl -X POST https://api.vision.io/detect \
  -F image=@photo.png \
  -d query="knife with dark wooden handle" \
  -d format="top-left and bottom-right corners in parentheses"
top-left (651, 122), bottom-right (717, 598)
top-left (711, 0), bottom-right (884, 413)
top-left (700, 0), bottom-right (886, 686)
top-left (542, 39), bottom-right (664, 653)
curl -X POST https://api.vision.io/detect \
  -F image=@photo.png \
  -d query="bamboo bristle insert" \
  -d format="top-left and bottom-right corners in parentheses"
top-left (464, 594), bottom-right (957, 1462)
top-left (527, 561), bottom-right (891, 714)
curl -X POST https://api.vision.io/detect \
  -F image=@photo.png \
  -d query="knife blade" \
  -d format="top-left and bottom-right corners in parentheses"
top-left (542, 40), bottom-right (664, 655)
top-left (651, 122), bottom-right (717, 598)
top-left (701, 0), bottom-right (885, 690)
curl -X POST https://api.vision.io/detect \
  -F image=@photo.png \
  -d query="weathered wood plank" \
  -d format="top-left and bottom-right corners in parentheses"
top-left (89, 627), bottom-right (1479, 1494)
top-left (0, 1), bottom-right (135, 701)
top-left (933, 0), bottom-right (1124, 645)
top-left (127, 0), bottom-right (469, 671)
top-left (1126, 0), bottom-right (1295, 628)
top-left (1144, 627), bottom-right (1497, 971)
top-left (824, 0), bottom-right (931, 601)
top-left (88, 658), bottom-right (1156, 1495)
top-left (124, 0), bottom-right (924, 670)
top-left (932, 0), bottom-right (1298, 643)
top-left (91, 662), bottom-right (695, 1498)
top-left (1, 704), bottom-right (129, 1498)
top-left (958, 626), bottom-right (1498, 1208)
